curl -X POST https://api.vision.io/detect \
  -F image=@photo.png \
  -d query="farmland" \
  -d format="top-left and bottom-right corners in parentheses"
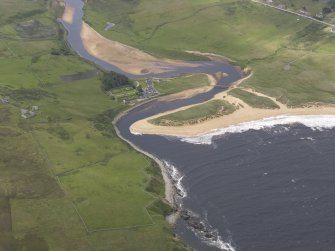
top-left (0, 0), bottom-right (186, 250)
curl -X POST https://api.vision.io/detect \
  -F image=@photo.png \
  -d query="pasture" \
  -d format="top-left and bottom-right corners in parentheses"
top-left (0, 0), bottom-right (186, 250)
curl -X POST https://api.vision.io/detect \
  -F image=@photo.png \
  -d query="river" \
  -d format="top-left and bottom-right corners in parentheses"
top-left (60, 1), bottom-right (335, 250)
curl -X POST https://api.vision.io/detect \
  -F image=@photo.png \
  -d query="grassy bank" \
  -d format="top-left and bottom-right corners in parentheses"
top-left (228, 88), bottom-right (280, 109)
top-left (150, 100), bottom-right (236, 126)
top-left (0, 1), bottom-right (186, 250)
top-left (153, 74), bottom-right (211, 95)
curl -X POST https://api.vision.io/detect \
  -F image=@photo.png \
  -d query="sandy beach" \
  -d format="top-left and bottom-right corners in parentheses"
top-left (130, 76), bottom-right (335, 137)
top-left (80, 22), bottom-right (197, 75)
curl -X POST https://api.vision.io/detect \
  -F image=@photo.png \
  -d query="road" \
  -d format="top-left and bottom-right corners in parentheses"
top-left (251, 0), bottom-right (335, 28)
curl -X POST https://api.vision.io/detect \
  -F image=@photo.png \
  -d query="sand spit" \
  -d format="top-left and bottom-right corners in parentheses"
top-left (130, 75), bottom-right (335, 137)
top-left (62, 3), bottom-right (74, 24)
top-left (80, 22), bottom-right (197, 75)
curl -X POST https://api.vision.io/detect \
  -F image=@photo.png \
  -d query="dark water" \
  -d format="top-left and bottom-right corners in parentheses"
top-left (61, 1), bottom-right (335, 250)
top-left (117, 119), bottom-right (335, 251)
top-left (172, 126), bottom-right (335, 251)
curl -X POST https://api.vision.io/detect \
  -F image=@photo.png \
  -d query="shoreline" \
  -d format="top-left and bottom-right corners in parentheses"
top-left (130, 74), bottom-right (335, 138)
top-left (61, 0), bottom-right (240, 229)
top-left (111, 72), bottom-right (223, 224)
top-left (112, 105), bottom-right (180, 224)
top-left (63, 0), bottom-right (184, 226)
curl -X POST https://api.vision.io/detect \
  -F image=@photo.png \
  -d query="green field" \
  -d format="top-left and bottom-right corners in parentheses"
top-left (228, 88), bottom-right (280, 109)
top-left (85, 0), bottom-right (335, 107)
top-left (150, 100), bottom-right (236, 126)
top-left (154, 74), bottom-right (210, 95)
top-left (0, 1), bottom-right (186, 250)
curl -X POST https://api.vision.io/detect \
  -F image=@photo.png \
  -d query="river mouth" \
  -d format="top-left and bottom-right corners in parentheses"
top-left (61, 1), bottom-right (335, 250)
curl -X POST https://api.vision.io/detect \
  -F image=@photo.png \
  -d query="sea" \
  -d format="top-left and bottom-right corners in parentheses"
top-left (120, 117), bottom-right (335, 251)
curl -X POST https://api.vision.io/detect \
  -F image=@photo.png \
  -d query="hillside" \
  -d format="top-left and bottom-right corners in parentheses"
top-left (84, 0), bottom-right (335, 106)
top-left (0, 0), bottom-right (186, 250)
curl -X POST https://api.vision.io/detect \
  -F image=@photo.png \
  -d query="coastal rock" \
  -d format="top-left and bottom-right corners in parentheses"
top-left (204, 231), bottom-right (214, 239)
top-left (189, 221), bottom-right (205, 231)
top-left (180, 210), bottom-right (191, 221)
top-left (176, 188), bottom-right (184, 197)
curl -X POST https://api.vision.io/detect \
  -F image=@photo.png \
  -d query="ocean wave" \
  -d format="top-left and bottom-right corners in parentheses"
top-left (180, 115), bottom-right (335, 145)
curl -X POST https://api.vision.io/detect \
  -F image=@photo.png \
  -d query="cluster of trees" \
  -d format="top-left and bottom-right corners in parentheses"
top-left (311, 0), bottom-right (334, 13)
top-left (291, 0), bottom-right (335, 19)
top-left (322, 6), bottom-right (332, 14)
top-left (50, 42), bottom-right (70, 56)
top-left (101, 71), bottom-right (143, 96)
top-left (51, 28), bottom-right (71, 56)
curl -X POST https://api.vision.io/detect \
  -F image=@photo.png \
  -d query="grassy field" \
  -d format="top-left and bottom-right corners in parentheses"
top-left (84, 0), bottom-right (335, 107)
top-left (0, 1), bottom-right (186, 250)
top-left (228, 88), bottom-right (280, 109)
top-left (153, 74), bottom-right (210, 95)
top-left (150, 100), bottom-right (236, 126)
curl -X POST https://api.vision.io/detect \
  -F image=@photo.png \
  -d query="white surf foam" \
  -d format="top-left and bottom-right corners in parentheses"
top-left (180, 115), bottom-right (335, 145)
top-left (187, 211), bottom-right (236, 251)
top-left (208, 235), bottom-right (236, 251)
top-left (163, 160), bottom-right (187, 199)
top-left (131, 131), bottom-right (142, 135)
